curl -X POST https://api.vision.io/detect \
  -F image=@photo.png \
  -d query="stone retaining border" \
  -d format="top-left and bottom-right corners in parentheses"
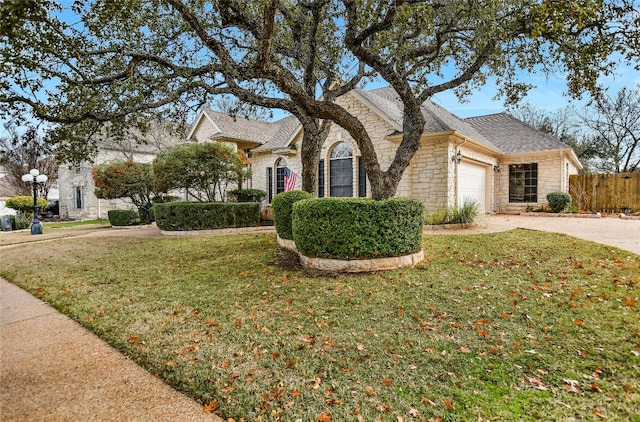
top-left (277, 236), bottom-right (424, 273)
top-left (423, 222), bottom-right (476, 231)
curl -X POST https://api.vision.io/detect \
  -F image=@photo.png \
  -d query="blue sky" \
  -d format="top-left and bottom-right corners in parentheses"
top-left (429, 62), bottom-right (640, 118)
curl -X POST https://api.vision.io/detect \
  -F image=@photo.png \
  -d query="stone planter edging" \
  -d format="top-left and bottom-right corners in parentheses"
top-left (423, 222), bottom-right (476, 231)
top-left (277, 236), bottom-right (424, 273)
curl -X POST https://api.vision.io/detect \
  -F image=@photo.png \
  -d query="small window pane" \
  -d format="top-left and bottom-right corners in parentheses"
top-left (330, 142), bottom-right (353, 159)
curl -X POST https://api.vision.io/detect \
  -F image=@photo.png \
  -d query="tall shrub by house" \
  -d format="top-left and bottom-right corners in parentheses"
top-left (153, 143), bottom-right (249, 202)
top-left (93, 161), bottom-right (158, 223)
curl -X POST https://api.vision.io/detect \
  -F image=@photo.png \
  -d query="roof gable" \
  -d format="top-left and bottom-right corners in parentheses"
top-left (464, 113), bottom-right (572, 154)
top-left (366, 87), bottom-right (501, 151)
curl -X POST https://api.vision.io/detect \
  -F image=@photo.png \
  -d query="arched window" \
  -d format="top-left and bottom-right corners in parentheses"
top-left (275, 157), bottom-right (287, 194)
top-left (329, 142), bottom-right (353, 197)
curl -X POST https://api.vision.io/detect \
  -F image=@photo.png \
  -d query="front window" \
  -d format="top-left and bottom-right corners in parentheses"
top-left (509, 163), bottom-right (538, 203)
top-left (74, 186), bottom-right (83, 209)
top-left (275, 158), bottom-right (287, 195)
top-left (329, 142), bottom-right (353, 197)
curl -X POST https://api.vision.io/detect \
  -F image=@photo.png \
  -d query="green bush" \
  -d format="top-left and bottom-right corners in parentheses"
top-left (12, 214), bottom-right (32, 230)
top-left (108, 210), bottom-right (140, 226)
top-left (292, 197), bottom-right (424, 260)
top-left (271, 190), bottom-right (314, 240)
top-left (154, 201), bottom-right (260, 231)
top-left (227, 189), bottom-right (267, 203)
top-left (6, 196), bottom-right (48, 213)
top-left (547, 192), bottom-right (572, 213)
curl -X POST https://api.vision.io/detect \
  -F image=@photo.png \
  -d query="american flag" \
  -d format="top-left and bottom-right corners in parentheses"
top-left (284, 167), bottom-right (297, 191)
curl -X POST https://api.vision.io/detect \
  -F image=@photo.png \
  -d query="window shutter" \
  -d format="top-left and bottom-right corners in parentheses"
top-left (267, 167), bottom-right (273, 203)
top-left (358, 157), bottom-right (367, 197)
top-left (318, 159), bottom-right (325, 198)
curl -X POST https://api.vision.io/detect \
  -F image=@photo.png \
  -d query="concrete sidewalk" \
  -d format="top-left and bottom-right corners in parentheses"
top-left (1, 278), bottom-right (222, 422)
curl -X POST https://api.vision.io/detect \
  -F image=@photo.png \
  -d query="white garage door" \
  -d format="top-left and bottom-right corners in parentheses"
top-left (458, 161), bottom-right (487, 213)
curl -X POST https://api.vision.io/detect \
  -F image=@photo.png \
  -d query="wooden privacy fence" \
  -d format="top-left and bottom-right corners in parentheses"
top-left (569, 172), bottom-right (640, 213)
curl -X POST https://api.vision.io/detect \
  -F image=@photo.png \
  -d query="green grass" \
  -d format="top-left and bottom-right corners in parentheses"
top-left (1, 231), bottom-right (638, 421)
top-left (44, 219), bottom-right (109, 228)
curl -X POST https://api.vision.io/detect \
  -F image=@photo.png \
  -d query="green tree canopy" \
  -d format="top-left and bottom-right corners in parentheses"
top-left (92, 160), bottom-right (158, 222)
top-left (2, 0), bottom-right (638, 198)
top-left (153, 142), bottom-right (248, 202)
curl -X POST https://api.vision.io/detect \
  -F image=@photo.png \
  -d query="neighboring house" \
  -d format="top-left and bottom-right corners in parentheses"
top-left (59, 87), bottom-right (581, 219)
top-left (58, 121), bottom-right (185, 219)
top-left (190, 87), bottom-right (581, 214)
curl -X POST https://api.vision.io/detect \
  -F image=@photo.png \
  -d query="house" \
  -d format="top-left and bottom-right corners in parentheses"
top-left (58, 121), bottom-right (185, 219)
top-left (189, 87), bottom-right (581, 214)
top-left (59, 86), bottom-right (581, 219)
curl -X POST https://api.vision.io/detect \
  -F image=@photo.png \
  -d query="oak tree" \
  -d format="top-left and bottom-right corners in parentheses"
top-left (2, 0), bottom-right (637, 199)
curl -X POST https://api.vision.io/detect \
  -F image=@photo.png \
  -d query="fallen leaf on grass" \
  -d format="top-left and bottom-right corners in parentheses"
top-left (203, 399), bottom-right (219, 413)
top-left (458, 347), bottom-right (472, 354)
top-left (525, 377), bottom-right (547, 390)
top-left (365, 386), bottom-right (377, 397)
top-left (421, 397), bottom-right (437, 407)
top-left (592, 408), bottom-right (607, 419)
top-left (316, 412), bottom-right (331, 422)
top-left (563, 379), bottom-right (583, 395)
top-left (443, 399), bottom-right (455, 410)
top-left (381, 379), bottom-right (392, 386)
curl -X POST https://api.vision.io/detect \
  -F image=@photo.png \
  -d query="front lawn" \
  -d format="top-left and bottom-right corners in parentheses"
top-left (1, 231), bottom-right (638, 421)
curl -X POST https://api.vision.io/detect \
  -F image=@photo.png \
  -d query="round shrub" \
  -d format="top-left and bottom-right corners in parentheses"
top-left (292, 197), bottom-right (424, 260)
top-left (271, 190), bottom-right (314, 240)
top-left (547, 192), bottom-right (572, 213)
top-left (6, 196), bottom-right (48, 213)
top-left (108, 209), bottom-right (140, 226)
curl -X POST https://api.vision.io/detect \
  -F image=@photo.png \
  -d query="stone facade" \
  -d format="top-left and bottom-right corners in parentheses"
top-left (58, 149), bottom-right (162, 220)
top-left (58, 88), bottom-right (581, 219)
top-left (497, 150), bottom-right (579, 213)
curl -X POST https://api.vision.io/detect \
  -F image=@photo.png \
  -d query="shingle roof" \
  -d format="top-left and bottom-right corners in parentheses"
top-left (465, 113), bottom-right (572, 153)
top-left (198, 89), bottom-right (570, 157)
top-left (253, 115), bottom-right (301, 152)
top-left (201, 109), bottom-right (289, 145)
top-left (367, 87), bottom-right (500, 151)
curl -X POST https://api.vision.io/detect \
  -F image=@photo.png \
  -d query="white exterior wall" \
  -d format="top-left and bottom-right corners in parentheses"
top-left (319, 93), bottom-right (402, 198)
top-left (496, 151), bottom-right (579, 213)
top-left (410, 137), bottom-right (450, 212)
top-left (251, 131), bottom-right (305, 202)
top-left (58, 149), bottom-right (160, 220)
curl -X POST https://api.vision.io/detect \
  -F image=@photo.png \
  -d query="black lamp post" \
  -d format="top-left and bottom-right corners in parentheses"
top-left (21, 168), bottom-right (48, 235)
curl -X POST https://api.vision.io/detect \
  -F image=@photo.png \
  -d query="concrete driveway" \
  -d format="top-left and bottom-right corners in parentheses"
top-left (427, 214), bottom-right (640, 255)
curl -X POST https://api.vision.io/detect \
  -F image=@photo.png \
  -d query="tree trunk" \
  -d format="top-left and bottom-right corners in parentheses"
top-left (310, 100), bottom-right (425, 200)
top-left (299, 118), bottom-right (331, 194)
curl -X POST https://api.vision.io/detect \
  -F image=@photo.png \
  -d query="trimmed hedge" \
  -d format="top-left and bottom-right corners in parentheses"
top-left (292, 197), bottom-right (424, 260)
top-left (108, 209), bottom-right (140, 226)
top-left (154, 201), bottom-right (261, 231)
top-left (547, 191), bottom-right (572, 213)
top-left (227, 189), bottom-right (267, 203)
top-left (271, 190), bottom-right (314, 240)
